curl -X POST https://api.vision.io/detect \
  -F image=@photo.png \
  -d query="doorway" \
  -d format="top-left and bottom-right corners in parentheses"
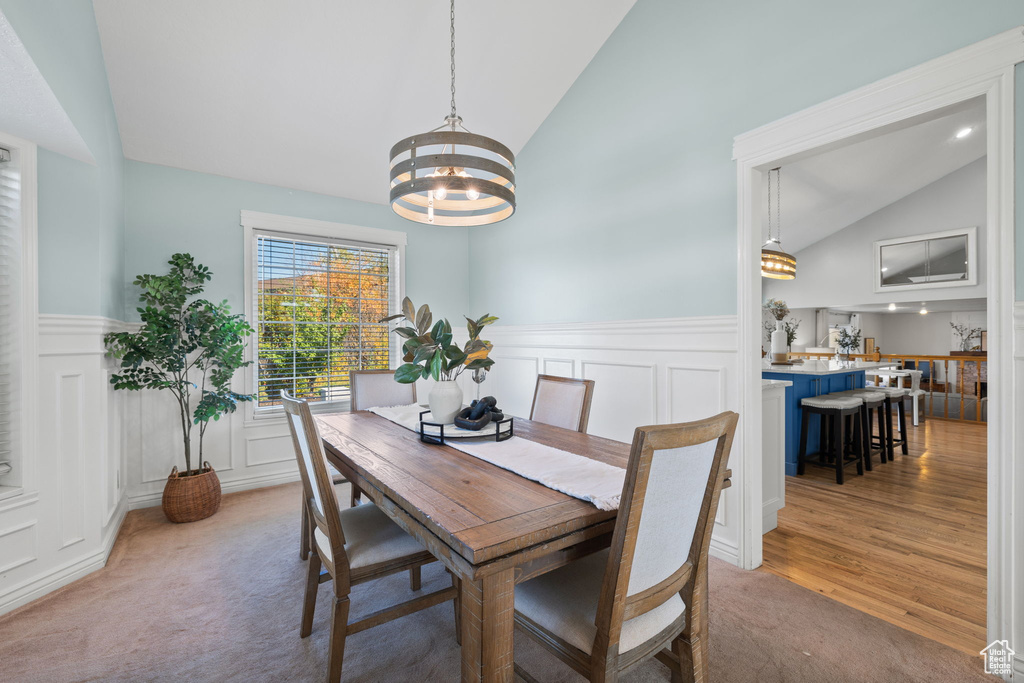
top-left (733, 28), bottom-right (1020, 657)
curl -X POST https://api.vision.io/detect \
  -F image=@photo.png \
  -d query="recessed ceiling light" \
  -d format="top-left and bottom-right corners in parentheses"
top-left (880, 267), bottom-right (888, 272)
top-left (956, 127), bottom-right (973, 139)
top-left (888, 303), bottom-right (896, 311)
top-left (920, 307), bottom-right (928, 315)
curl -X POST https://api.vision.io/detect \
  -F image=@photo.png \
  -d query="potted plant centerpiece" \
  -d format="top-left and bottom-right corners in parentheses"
top-left (383, 297), bottom-right (497, 424)
top-left (105, 254), bottom-right (254, 523)
top-left (836, 327), bottom-right (862, 360)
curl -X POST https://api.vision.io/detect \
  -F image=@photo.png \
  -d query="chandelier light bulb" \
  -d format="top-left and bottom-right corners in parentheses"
top-left (433, 186), bottom-right (448, 200)
top-left (466, 187), bottom-right (480, 201)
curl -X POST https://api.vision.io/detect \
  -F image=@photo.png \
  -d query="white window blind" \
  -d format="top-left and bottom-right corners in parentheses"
top-left (254, 231), bottom-right (396, 409)
top-left (0, 151), bottom-right (20, 476)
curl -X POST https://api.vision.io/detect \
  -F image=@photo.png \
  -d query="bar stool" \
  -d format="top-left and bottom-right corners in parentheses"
top-left (798, 394), bottom-right (865, 484)
top-left (832, 389), bottom-right (887, 470)
top-left (869, 386), bottom-right (908, 459)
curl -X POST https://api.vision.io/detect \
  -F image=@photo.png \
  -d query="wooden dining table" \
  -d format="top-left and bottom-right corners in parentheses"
top-left (314, 410), bottom-right (630, 683)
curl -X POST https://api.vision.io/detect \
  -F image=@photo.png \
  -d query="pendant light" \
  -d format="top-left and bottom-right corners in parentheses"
top-left (389, 0), bottom-right (516, 226)
top-left (761, 167), bottom-right (796, 279)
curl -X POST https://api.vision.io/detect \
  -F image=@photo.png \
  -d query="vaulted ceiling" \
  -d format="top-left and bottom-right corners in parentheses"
top-left (764, 97), bottom-right (986, 254)
top-left (93, 0), bottom-right (636, 205)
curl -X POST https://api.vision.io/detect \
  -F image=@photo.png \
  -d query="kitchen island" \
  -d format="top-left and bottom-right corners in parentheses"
top-left (762, 360), bottom-right (893, 475)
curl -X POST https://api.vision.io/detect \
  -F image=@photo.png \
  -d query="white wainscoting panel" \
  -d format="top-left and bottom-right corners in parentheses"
top-left (581, 361), bottom-right (657, 442)
top-left (0, 316), bottom-right (130, 616)
top-left (483, 315), bottom-right (742, 565)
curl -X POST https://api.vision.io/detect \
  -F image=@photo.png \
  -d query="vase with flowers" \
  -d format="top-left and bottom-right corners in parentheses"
top-left (763, 298), bottom-right (790, 362)
top-left (382, 297), bottom-right (497, 424)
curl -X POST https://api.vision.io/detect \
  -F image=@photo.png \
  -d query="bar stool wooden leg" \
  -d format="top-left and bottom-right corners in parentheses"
top-left (860, 406), bottom-right (872, 472)
top-left (834, 409), bottom-right (846, 485)
top-left (883, 399), bottom-right (896, 462)
top-left (897, 398), bottom-right (909, 455)
top-left (797, 409), bottom-right (810, 476)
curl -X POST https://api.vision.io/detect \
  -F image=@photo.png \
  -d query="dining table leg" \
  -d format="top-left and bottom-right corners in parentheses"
top-left (460, 568), bottom-right (516, 682)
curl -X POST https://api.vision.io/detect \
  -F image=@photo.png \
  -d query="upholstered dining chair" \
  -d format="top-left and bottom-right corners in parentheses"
top-left (530, 374), bottom-right (596, 433)
top-left (282, 392), bottom-right (458, 683)
top-left (513, 411), bottom-right (739, 683)
top-left (298, 371), bottom-right (418, 560)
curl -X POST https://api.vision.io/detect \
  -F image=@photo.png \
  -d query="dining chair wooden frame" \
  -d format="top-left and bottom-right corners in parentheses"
top-left (299, 371), bottom-right (418, 561)
top-left (529, 374), bottom-right (597, 433)
top-left (513, 411), bottom-right (739, 683)
top-left (282, 392), bottom-right (459, 683)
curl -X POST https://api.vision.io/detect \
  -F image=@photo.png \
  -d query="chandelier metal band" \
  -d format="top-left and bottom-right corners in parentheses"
top-left (388, 0), bottom-right (516, 226)
top-left (760, 167), bottom-right (796, 279)
top-left (389, 130), bottom-right (516, 226)
top-left (761, 247), bottom-right (797, 279)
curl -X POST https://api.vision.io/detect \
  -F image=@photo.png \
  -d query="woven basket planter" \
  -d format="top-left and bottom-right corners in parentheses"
top-left (162, 462), bottom-right (221, 523)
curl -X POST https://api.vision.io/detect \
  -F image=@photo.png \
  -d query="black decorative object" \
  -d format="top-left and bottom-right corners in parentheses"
top-left (419, 408), bottom-right (513, 446)
top-left (454, 396), bottom-right (504, 430)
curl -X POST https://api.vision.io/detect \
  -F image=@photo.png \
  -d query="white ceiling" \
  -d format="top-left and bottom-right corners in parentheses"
top-left (764, 98), bottom-right (986, 253)
top-left (93, 0), bottom-right (636, 205)
top-left (0, 12), bottom-right (93, 163)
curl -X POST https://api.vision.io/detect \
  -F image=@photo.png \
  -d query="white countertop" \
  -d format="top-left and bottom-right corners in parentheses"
top-left (761, 360), bottom-right (892, 376)
top-left (762, 379), bottom-right (792, 389)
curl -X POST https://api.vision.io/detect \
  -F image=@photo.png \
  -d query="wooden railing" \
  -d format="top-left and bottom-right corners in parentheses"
top-left (789, 351), bottom-right (988, 422)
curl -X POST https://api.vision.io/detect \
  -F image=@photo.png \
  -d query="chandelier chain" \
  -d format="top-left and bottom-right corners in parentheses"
top-left (450, 0), bottom-right (457, 120)
top-left (776, 167), bottom-right (782, 244)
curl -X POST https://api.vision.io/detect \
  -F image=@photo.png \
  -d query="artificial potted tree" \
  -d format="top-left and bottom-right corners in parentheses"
top-left (105, 254), bottom-right (254, 523)
top-left (383, 297), bottom-right (497, 424)
top-left (836, 327), bottom-right (862, 361)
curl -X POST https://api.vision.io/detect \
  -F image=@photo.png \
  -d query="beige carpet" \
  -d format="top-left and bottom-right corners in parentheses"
top-left (0, 482), bottom-right (993, 682)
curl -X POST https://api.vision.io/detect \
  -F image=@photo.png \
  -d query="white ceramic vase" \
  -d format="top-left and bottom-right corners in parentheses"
top-left (428, 380), bottom-right (464, 424)
top-left (771, 320), bottom-right (788, 362)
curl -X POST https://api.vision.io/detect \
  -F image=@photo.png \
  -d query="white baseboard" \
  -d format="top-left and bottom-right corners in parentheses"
top-left (127, 469), bottom-right (301, 510)
top-left (0, 493), bottom-right (128, 616)
top-left (709, 538), bottom-right (739, 566)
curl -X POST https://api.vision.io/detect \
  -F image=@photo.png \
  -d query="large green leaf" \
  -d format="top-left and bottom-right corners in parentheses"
top-left (429, 350), bottom-right (443, 381)
top-left (402, 297), bottom-right (416, 323)
top-left (394, 326), bottom-right (418, 339)
top-left (394, 363), bottom-right (422, 384)
top-left (415, 304), bottom-right (432, 335)
top-left (413, 344), bottom-right (437, 364)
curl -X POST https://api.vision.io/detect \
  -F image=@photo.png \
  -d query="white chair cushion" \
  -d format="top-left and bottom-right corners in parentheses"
top-left (314, 501), bottom-right (426, 570)
top-left (865, 386), bottom-right (907, 398)
top-left (801, 395), bottom-right (861, 409)
top-left (843, 389), bottom-right (886, 402)
top-left (532, 379), bottom-right (588, 431)
top-left (515, 548), bottom-right (685, 654)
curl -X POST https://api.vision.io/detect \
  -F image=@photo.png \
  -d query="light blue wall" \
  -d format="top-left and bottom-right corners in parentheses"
top-left (0, 0), bottom-right (125, 319)
top-left (469, 0), bottom-right (1024, 325)
top-left (124, 161), bottom-right (470, 323)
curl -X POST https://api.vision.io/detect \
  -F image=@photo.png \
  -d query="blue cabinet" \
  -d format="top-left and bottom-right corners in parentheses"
top-left (762, 370), bottom-right (865, 475)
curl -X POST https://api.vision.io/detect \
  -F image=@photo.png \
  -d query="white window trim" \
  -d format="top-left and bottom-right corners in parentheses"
top-left (872, 226), bottom-right (979, 292)
top-left (0, 131), bottom-right (38, 501)
top-left (240, 210), bottom-right (407, 423)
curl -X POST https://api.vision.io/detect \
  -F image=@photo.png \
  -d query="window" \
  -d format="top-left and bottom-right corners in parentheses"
top-left (0, 133), bottom-right (37, 496)
top-left (242, 212), bottom-right (406, 415)
top-left (873, 227), bottom-right (977, 292)
top-left (0, 146), bottom-right (19, 484)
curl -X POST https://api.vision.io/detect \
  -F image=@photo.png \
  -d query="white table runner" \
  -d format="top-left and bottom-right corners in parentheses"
top-left (368, 404), bottom-right (625, 511)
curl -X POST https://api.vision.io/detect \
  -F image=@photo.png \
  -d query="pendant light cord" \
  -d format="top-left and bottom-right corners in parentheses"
top-left (776, 167), bottom-right (782, 246)
top-left (449, 0), bottom-right (457, 121)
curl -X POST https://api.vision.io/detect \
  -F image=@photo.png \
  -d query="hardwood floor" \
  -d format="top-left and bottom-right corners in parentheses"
top-left (760, 417), bottom-right (987, 655)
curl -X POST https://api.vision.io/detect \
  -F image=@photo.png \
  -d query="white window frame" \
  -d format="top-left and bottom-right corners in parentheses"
top-left (241, 210), bottom-right (406, 421)
top-left (872, 226), bottom-right (979, 292)
top-left (0, 131), bottom-right (38, 500)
